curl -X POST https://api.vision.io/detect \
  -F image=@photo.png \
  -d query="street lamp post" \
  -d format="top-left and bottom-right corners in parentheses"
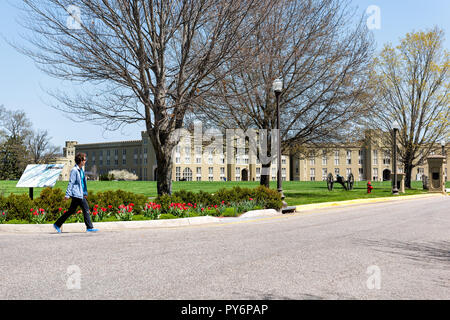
top-left (272, 78), bottom-right (287, 209)
top-left (392, 121), bottom-right (400, 195)
top-left (441, 139), bottom-right (446, 156)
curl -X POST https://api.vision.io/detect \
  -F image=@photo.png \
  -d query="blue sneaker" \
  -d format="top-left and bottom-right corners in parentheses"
top-left (86, 228), bottom-right (99, 233)
top-left (53, 224), bottom-right (62, 233)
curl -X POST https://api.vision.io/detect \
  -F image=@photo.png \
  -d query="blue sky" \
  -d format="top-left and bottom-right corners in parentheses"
top-left (0, 0), bottom-right (449, 151)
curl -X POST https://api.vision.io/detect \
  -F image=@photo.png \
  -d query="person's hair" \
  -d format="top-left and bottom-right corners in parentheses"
top-left (75, 153), bottom-right (86, 165)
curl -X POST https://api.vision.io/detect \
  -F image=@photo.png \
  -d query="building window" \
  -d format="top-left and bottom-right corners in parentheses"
top-left (346, 150), bottom-right (352, 165)
top-left (184, 146), bottom-right (191, 164)
top-left (310, 168), bottom-right (315, 181)
top-left (373, 168), bottom-right (378, 181)
top-left (334, 168), bottom-right (339, 176)
top-left (322, 150), bottom-right (327, 166)
top-left (309, 152), bottom-right (315, 166)
top-left (334, 151), bottom-right (339, 165)
top-left (359, 168), bottom-right (364, 181)
top-left (183, 167), bottom-right (192, 181)
top-left (196, 167), bottom-right (202, 181)
top-left (322, 168), bottom-right (327, 181)
top-left (417, 167), bottom-right (424, 181)
top-left (358, 150), bottom-right (364, 165)
top-left (175, 167), bottom-right (181, 181)
top-left (373, 149), bottom-right (378, 165)
top-left (134, 148), bottom-right (138, 165)
top-left (383, 150), bottom-right (391, 165)
top-left (346, 168), bottom-right (352, 177)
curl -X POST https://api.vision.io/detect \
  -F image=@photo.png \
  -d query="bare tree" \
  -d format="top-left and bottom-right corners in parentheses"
top-left (17, 0), bottom-right (271, 194)
top-left (27, 129), bottom-right (60, 164)
top-left (367, 27), bottom-right (449, 188)
top-left (194, 0), bottom-right (374, 186)
top-left (0, 108), bottom-right (33, 142)
top-left (0, 107), bottom-right (32, 178)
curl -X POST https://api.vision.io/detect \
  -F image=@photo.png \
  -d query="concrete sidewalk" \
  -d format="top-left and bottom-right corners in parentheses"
top-left (0, 193), bottom-right (446, 233)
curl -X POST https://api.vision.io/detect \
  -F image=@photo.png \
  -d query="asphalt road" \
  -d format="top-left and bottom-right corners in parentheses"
top-left (0, 196), bottom-right (449, 300)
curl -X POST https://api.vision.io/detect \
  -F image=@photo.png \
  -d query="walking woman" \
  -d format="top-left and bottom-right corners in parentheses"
top-left (53, 153), bottom-right (98, 233)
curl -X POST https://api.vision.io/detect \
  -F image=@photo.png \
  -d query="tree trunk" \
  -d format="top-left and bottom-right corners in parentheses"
top-left (260, 162), bottom-right (271, 188)
top-left (155, 145), bottom-right (174, 195)
top-left (259, 126), bottom-right (272, 189)
top-left (147, 124), bottom-right (176, 196)
top-left (404, 162), bottom-right (414, 189)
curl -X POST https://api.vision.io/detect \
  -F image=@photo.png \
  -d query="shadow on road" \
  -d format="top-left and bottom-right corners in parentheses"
top-left (357, 239), bottom-right (450, 265)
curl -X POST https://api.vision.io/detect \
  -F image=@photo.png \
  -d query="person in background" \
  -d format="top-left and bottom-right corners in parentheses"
top-left (53, 152), bottom-right (98, 233)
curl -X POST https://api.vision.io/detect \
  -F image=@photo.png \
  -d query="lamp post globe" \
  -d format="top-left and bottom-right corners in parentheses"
top-left (272, 78), bottom-right (283, 93)
top-left (441, 139), bottom-right (446, 156)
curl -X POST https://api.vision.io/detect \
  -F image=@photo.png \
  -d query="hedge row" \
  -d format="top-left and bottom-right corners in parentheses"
top-left (0, 185), bottom-right (282, 223)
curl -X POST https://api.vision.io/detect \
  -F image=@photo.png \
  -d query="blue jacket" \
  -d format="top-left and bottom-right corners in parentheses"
top-left (65, 165), bottom-right (88, 199)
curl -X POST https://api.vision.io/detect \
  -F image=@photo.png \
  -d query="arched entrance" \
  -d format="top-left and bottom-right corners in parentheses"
top-left (183, 167), bottom-right (193, 181)
top-left (382, 169), bottom-right (391, 181)
top-left (241, 168), bottom-right (249, 181)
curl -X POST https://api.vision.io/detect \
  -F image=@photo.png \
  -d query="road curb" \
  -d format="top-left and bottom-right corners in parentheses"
top-left (0, 209), bottom-right (281, 234)
top-left (294, 193), bottom-right (446, 213)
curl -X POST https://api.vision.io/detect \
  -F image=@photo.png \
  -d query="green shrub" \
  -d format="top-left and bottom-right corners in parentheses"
top-left (0, 210), bottom-right (7, 224)
top-left (222, 207), bottom-right (238, 217)
top-left (33, 187), bottom-right (68, 220)
top-left (4, 193), bottom-right (34, 221)
top-left (250, 186), bottom-right (282, 210)
top-left (88, 189), bottom-right (147, 215)
top-left (159, 213), bottom-right (178, 220)
top-left (154, 194), bottom-right (184, 213)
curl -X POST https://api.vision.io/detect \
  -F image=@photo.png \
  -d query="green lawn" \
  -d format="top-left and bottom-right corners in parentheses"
top-left (1, 180), bottom-right (447, 206)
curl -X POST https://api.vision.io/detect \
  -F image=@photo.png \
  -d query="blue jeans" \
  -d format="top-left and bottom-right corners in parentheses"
top-left (55, 197), bottom-right (94, 229)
